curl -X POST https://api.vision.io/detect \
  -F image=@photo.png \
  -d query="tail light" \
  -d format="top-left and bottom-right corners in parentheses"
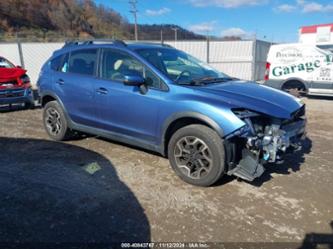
top-left (264, 62), bottom-right (270, 81)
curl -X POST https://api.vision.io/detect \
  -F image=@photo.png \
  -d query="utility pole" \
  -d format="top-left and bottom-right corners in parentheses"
top-left (171, 27), bottom-right (179, 42)
top-left (129, 0), bottom-right (138, 41)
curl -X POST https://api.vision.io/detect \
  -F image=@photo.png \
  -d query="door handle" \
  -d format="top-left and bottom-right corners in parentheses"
top-left (96, 87), bottom-right (108, 95)
top-left (56, 79), bottom-right (64, 85)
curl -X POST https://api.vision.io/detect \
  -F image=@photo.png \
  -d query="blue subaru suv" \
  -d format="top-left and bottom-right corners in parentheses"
top-left (38, 40), bottom-right (306, 186)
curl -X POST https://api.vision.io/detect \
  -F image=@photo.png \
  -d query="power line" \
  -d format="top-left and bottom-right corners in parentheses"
top-left (129, 0), bottom-right (138, 41)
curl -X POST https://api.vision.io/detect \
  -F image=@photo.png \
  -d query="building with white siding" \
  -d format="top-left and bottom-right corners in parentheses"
top-left (299, 23), bottom-right (333, 45)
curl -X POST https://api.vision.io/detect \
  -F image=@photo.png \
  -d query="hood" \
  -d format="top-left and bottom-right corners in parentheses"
top-left (194, 81), bottom-right (303, 119)
top-left (0, 68), bottom-right (26, 82)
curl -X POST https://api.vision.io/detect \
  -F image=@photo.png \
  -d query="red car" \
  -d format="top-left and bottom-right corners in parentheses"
top-left (0, 56), bottom-right (34, 108)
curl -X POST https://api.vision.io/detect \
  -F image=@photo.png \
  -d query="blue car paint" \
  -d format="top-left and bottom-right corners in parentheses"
top-left (92, 77), bottom-right (162, 142)
top-left (38, 43), bottom-right (303, 153)
top-left (53, 71), bottom-right (97, 127)
top-left (194, 81), bottom-right (302, 119)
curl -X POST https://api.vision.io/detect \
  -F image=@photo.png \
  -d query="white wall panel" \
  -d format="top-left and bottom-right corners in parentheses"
top-left (166, 41), bottom-right (207, 62)
top-left (210, 41), bottom-right (253, 62)
top-left (21, 43), bottom-right (63, 85)
top-left (210, 62), bottom-right (253, 81)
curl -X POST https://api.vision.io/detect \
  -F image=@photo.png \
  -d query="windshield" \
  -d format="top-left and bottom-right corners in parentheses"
top-left (0, 57), bottom-right (15, 69)
top-left (136, 48), bottom-right (231, 85)
top-left (317, 45), bottom-right (333, 53)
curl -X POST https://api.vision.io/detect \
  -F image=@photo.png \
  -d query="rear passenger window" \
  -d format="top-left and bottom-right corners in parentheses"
top-left (68, 49), bottom-right (97, 76)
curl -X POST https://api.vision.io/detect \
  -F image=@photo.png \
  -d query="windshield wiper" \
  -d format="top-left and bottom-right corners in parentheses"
top-left (177, 76), bottom-right (238, 86)
top-left (176, 79), bottom-right (205, 86)
top-left (190, 77), bottom-right (236, 85)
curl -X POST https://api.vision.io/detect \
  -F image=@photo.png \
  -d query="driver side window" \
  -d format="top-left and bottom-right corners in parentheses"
top-left (101, 49), bottom-right (161, 89)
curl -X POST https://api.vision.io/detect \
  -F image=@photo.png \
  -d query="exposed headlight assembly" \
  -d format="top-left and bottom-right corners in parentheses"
top-left (20, 75), bottom-right (30, 84)
top-left (232, 109), bottom-right (260, 119)
top-left (232, 109), bottom-right (261, 136)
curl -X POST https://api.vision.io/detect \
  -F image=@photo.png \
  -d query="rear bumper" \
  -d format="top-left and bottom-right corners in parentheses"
top-left (0, 87), bottom-right (34, 105)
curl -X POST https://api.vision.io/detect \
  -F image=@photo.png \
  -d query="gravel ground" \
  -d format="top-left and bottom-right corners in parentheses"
top-left (0, 97), bottom-right (332, 245)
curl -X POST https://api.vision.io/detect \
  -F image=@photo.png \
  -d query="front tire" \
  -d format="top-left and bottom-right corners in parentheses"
top-left (43, 101), bottom-right (72, 141)
top-left (168, 124), bottom-right (225, 186)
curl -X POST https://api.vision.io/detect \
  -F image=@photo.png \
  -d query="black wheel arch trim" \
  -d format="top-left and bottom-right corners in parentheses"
top-left (160, 112), bottom-right (224, 156)
top-left (40, 91), bottom-right (162, 154)
top-left (40, 91), bottom-right (72, 127)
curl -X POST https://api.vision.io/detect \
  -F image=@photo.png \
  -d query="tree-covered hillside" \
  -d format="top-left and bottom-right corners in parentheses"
top-left (0, 0), bottom-right (205, 41)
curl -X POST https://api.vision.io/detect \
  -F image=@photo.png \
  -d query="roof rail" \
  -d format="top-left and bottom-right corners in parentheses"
top-left (62, 39), bottom-right (127, 48)
top-left (125, 41), bottom-right (174, 48)
top-left (93, 39), bottom-right (127, 47)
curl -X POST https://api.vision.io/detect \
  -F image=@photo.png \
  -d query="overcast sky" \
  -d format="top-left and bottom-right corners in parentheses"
top-left (95, 0), bottom-right (333, 42)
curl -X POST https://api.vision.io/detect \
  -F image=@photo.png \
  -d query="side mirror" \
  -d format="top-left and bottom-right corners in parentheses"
top-left (16, 65), bottom-right (22, 68)
top-left (123, 75), bottom-right (145, 86)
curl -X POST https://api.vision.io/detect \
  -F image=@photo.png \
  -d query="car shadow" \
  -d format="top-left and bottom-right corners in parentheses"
top-left (95, 136), bottom-right (312, 188)
top-left (95, 136), bottom-right (163, 157)
top-left (299, 221), bottom-right (333, 249)
top-left (0, 137), bottom-right (150, 245)
top-left (212, 174), bottom-right (236, 187)
top-left (0, 103), bottom-right (41, 113)
top-left (250, 137), bottom-right (312, 187)
top-left (0, 104), bottom-right (29, 113)
top-left (306, 95), bottom-right (333, 101)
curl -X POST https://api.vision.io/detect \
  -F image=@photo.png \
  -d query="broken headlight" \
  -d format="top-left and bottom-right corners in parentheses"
top-left (232, 109), bottom-right (262, 137)
top-left (232, 109), bottom-right (260, 119)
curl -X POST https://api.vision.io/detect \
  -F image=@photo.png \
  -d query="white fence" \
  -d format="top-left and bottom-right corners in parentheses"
top-left (0, 40), bottom-right (271, 87)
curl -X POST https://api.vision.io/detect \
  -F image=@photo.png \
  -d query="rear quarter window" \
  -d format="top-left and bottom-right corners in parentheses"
top-left (50, 55), bottom-right (63, 71)
top-left (49, 53), bottom-right (69, 73)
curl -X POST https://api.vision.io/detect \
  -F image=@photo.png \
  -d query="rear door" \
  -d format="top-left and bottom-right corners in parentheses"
top-left (53, 48), bottom-right (98, 127)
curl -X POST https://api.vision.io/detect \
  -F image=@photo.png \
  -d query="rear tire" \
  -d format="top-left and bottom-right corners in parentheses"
top-left (43, 101), bottom-right (73, 141)
top-left (282, 80), bottom-right (306, 97)
top-left (168, 124), bottom-right (225, 186)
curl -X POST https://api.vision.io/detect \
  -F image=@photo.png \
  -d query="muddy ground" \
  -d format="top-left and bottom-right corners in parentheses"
top-left (0, 97), bottom-right (332, 245)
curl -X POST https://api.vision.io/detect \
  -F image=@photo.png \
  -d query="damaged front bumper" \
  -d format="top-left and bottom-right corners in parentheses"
top-left (225, 106), bottom-right (306, 182)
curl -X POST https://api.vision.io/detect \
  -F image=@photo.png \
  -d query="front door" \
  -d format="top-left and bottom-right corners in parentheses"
top-left (94, 48), bottom-right (165, 144)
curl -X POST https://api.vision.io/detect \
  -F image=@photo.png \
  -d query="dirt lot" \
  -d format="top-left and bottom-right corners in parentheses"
top-left (0, 97), bottom-right (332, 245)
